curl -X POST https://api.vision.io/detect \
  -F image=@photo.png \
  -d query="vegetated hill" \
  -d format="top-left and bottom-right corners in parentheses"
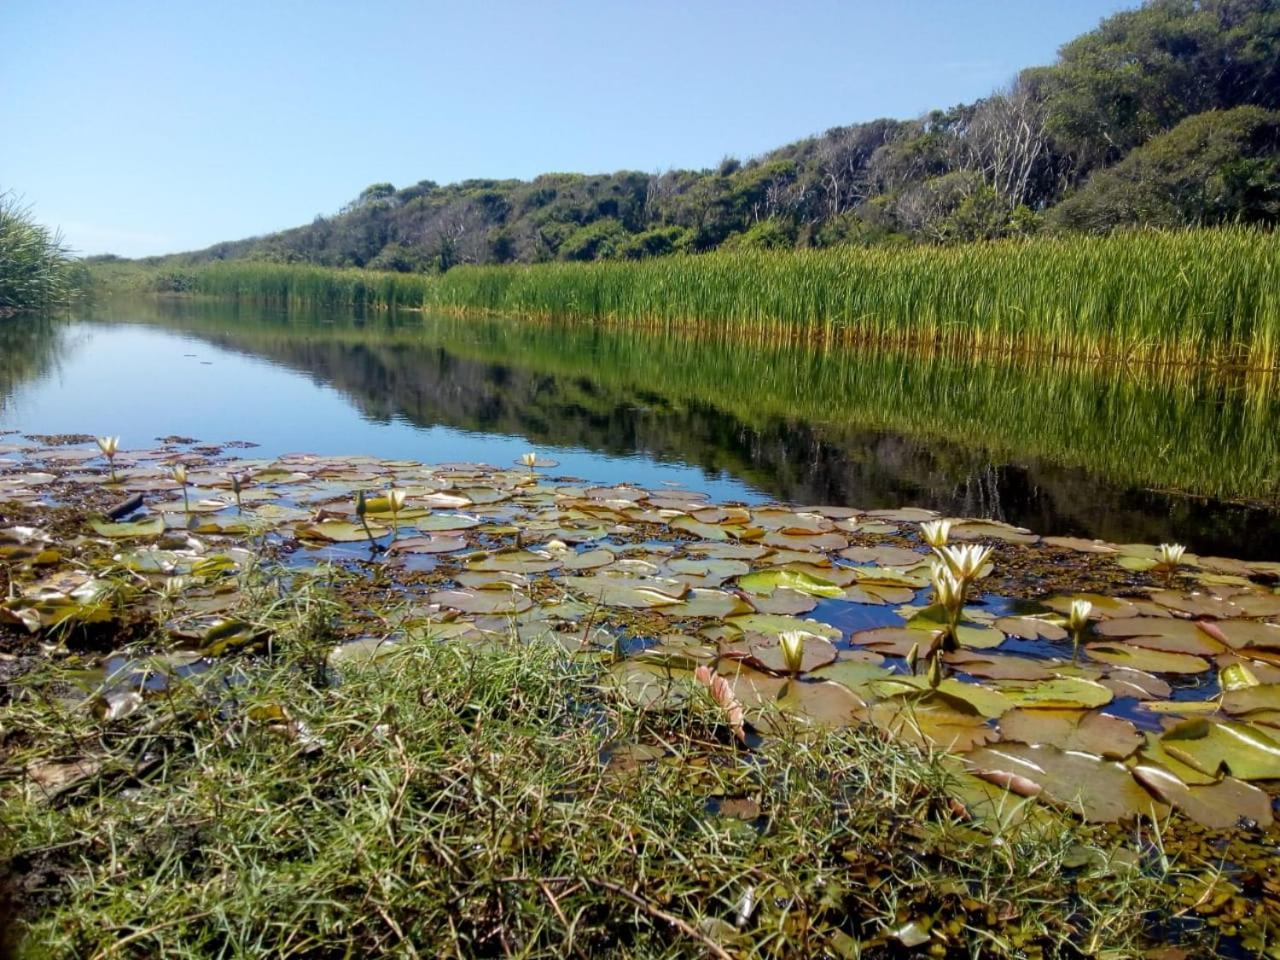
top-left (138, 0), bottom-right (1280, 271)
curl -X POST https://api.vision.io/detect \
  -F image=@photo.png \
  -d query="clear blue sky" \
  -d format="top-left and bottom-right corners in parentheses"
top-left (2, 0), bottom-right (1138, 258)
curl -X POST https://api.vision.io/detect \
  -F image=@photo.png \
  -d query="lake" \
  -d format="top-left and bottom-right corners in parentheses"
top-left (2, 296), bottom-right (1278, 559)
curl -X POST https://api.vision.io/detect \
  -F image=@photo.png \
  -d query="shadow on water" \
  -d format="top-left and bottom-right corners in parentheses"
top-left (4, 296), bottom-right (1280, 559)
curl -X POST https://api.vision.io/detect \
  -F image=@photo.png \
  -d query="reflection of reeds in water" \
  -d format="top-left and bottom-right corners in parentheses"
top-left (103, 297), bottom-right (1280, 504)
top-left (160, 228), bottom-right (1280, 369)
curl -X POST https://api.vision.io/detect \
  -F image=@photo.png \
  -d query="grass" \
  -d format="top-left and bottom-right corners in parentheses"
top-left (109, 227), bottom-right (1280, 368)
top-left (0, 193), bottom-right (77, 316)
top-left (1, 569), bottom-right (1170, 959)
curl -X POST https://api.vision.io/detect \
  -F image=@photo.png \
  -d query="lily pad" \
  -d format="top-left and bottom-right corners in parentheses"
top-left (963, 743), bottom-right (1165, 823)
top-left (1161, 718), bottom-right (1280, 781)
top-left (88, 516), bottom-right (165, 539)
top-left (1084, 643), bottom-right (1211, 675)
top-left (999, 708), bottom-right (1141, 759)
top-left (1131, 763), bottom-right (1273, 830)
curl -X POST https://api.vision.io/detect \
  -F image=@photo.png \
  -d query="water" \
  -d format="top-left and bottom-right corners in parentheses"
top-left (2, 297), bottom-right (1279, 559)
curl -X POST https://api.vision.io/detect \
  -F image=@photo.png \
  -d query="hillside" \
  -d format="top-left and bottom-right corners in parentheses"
top-left (134, 0), bottom-right (1280, 271)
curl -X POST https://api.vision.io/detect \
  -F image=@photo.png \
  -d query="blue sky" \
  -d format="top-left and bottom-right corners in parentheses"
top-left (2, 1), bottom-right (1137, 258)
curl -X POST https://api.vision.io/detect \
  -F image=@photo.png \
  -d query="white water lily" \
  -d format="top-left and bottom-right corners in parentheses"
top-left (520, 451), bottom-right (538, 470)
top-left (778, 631), bottom-right (809, 675)
top-left (919, 519), bottom-right (952, 548)
top-left (97, 436), bottom-right (120, 481)
top-left (170, 463), bottom-right (190, 514)
top-left (1067, 598), bottom-right (1093, 634)
top-left (930, 562), bottom-right (965, 615)
top-left (1156, 543), bottom-right (1186, 569)
top-left (936, 543), bottom-right (992, 582)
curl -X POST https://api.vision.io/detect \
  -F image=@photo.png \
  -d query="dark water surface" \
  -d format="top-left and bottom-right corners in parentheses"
top-left (2, 297), bottom-right (1278, 558)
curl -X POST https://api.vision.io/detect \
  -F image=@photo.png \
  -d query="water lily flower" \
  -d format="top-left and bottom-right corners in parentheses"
top-left (936, 543), bottom-right (992, 582)
top-left (97, 436), bottom-right (120, 481)
top-left (904, 641), bottom-right (920, 675)
top-left (926, 650), bottom-right (943, 689)
top-left (694, 664), bottom-right (746, 743)
top-left (778, 630), bottom-right (808, 675)
top-left (521, 451), bottom-right (538, 471)
top-left (385, 487), bottom-right (406, 538)
top-left (170, 463), bottom-right (190, 514)
top-left (227, 471), bottom-right (251, 512)
top-left (1155, 543), bottom-right (1186, 570)
top-left (920, 519), bottom-right (952, 548)
top-left (1067, 599), bottom-right (1093, 634)
top-left (930, 562), bottom-right (965, 615)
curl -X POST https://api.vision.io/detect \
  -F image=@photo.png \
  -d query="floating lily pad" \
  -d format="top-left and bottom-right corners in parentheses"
top-left (297, 520), bottom-right (389, 543)
top-left (996, 676), bottom-right (1113, 709)
top-left (721, 631), bottom-right (837, 674)
top-left (1131, 764), bottom-right (1273, 830)
top-left (1161, 718), bottom-right (1280, 781)
top-left (562, 575), bottom-right (687, 608)
top-left (89, 516), bottom-right (166, 539)
top-left (963, 743), bottom-right (1165, 823)
top-left (428, 589), bottom-right (533, 616)
top-left (869, 698), bottom-right (996, 753)
top-left (999, 708), bottom-right (1141, 759)
top-left (1084, 643), bottom-right (1211, 675)
top-left (737, 567), bottom-right (844, 599)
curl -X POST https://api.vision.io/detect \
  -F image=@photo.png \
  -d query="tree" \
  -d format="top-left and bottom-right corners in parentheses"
top-left (1049, 106), bottom-right (1280, 232)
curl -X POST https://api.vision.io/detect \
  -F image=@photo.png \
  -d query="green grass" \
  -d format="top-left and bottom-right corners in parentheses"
top-left (112, 227), bottom-right (1280, 368)
top-left (0, 193), bottom-right (77, 316)
top-left (1, 570), bottom-right (1170, 959)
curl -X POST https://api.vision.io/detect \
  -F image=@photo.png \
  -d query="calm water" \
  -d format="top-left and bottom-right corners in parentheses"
top-left (3, 297), bottom-right (1279, 558)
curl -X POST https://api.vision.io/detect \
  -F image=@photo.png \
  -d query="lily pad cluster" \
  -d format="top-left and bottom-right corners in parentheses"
top-left (3, 438), bottom-right (1280, 840)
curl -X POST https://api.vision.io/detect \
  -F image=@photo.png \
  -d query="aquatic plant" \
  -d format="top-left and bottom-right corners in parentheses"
top-left (1068, 598), bottom-right (1093, 661)
top-left (95, 435), bottom-right (119, 482)
top-left (169, 462), bottom-right (190, 515)
top-left (1155, 543), bottom-right (1187, 571)
top-left (693, 663), bottom-right (746, 743)
top-left (920, 518), bottom-right (951, 548)
top-left (0, 192), bottom-right (75, 314)
top-left (385, 486), bottom-right (406, 539)
top-left (115, 226), bottom-right (1280, 368)
top-left (521, 451), bottom-right (538, 474)
top-left (354, 490), bottom-right (378, 549)
top-left (227, 470), bottom-right (250, 513)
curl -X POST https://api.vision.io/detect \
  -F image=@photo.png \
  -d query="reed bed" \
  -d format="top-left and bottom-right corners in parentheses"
top-left (189, 261), bottom-right (435, 311)
top-left (0, 193), bottom-right (74, 315)
top-left (133, 227), bottom-right (1280, 368)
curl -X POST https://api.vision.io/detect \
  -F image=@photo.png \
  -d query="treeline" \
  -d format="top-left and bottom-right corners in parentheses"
top-left (135, 0), bottom-right (1280, 272)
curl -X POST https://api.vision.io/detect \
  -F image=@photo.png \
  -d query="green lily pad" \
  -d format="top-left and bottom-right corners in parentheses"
top-left (964, 743), bottom-right (1166, 823)
top-left (999, 708), bottom-right (1141, 759)
top-left (995, 675), bottom-right (1113, 710)
top-left (428, 589), bottom-right (533, 616)
top-left (1084, 643), bottom-right (1211, 675)
top-left (89, 516), bottom-right (165, 539)
top-left (720, 631), bottom-right (837, 674)
top-left (1162, 718), bottom-right (1280, 781)
top-left (1131, 764), bottom-right (1273, 830)
top-left (296, 520), bottom-right (389, 543)
top-left (562, 575), bottom-right (687, 609)
top-left (868, 698), bottom-right (996, 753)
top-left (737, 567), bottom-right (844, 599)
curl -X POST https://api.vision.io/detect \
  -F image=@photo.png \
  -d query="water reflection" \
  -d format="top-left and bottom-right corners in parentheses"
top-left (2, 297), bottom-right (1279, 559)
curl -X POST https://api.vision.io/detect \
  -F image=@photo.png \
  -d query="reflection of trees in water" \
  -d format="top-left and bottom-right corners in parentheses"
top-left (86, 297), bottom-right (1280, 559)
top-left (0, 316), bottom-right (65, 418)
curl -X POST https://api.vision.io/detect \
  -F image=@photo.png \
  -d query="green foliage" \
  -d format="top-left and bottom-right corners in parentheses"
top-left (1051, 106), bottom-right (1280, 232)
top-left (720, 219), bottom-right (795, 251)
top-left (1042, 0), bottom-right (1280, 170)
top-left (136, 227), bottom-right (1280, 369)
top-left (0, 192), bottom-right (75, 314)
top-left (558, 217), bottom-right (628, 261)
